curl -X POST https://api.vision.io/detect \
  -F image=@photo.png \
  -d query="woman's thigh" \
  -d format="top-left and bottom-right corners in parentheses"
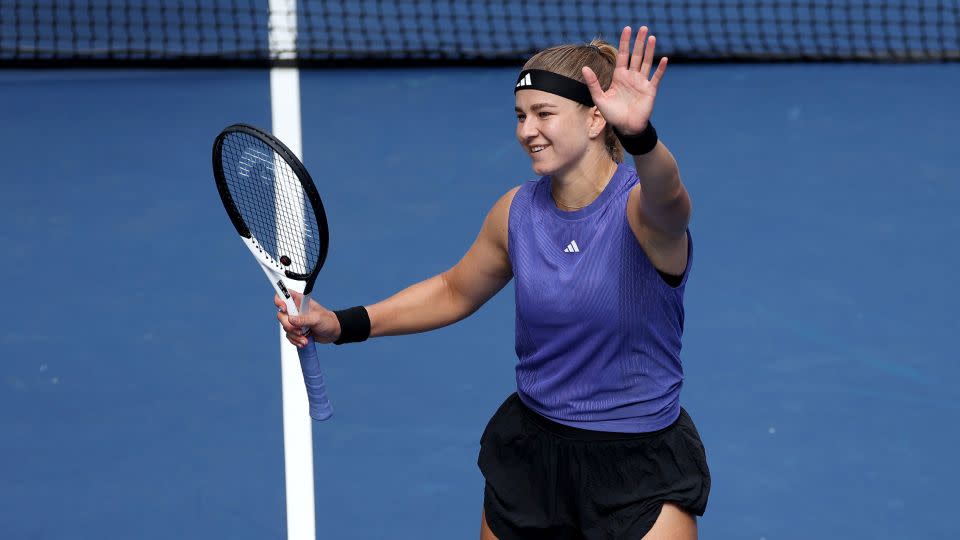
top-left (641, 503), bottom-right (697, 540)
top-left (480, 511), bottom-right (499, 540)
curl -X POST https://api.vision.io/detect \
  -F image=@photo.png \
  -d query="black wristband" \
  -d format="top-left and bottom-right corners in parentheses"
top-left (333, 306), bottom-right (371, 345)
top-left (614, 122), bottom-right (658, 155)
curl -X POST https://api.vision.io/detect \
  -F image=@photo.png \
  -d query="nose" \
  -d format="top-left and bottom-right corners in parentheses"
top-left (519, 116), bottom-right (539, 141)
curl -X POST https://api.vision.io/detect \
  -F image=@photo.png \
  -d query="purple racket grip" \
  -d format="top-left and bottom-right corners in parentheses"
top-left (296, 335), bottom-right (333, 421)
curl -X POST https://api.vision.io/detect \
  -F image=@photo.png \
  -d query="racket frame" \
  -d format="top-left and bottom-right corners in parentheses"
top-left (212, 123), bottom-right (329, 295)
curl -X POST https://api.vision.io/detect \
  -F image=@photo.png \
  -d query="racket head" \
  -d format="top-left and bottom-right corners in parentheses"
top-left (212, 123), bottom-right (329, 294)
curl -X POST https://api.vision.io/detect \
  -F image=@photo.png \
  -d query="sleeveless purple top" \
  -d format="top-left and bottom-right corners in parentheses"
top-left (508, 163), bottom-right (691, 433)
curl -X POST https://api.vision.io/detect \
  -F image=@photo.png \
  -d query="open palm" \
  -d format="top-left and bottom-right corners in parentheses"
top-left (582, 26), bottom-right (667, 135)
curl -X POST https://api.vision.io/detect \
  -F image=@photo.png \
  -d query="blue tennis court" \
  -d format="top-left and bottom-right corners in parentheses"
top-left (2, 62), bottom-right (957, 539)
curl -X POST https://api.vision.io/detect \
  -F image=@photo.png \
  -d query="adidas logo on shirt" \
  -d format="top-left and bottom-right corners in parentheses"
top-left (564, 240), bottom-right (580, 253)
top-left (516, 73), bottom-right (533, 88)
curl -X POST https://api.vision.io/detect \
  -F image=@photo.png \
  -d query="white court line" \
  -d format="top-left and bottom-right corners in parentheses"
top-left (269, 1), bottom-right (317, 540)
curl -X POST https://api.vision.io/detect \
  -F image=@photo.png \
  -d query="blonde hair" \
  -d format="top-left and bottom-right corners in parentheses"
top-left (522, 38), bottom-right (622, 163)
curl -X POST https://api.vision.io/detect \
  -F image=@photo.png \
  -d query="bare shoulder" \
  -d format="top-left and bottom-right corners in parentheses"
top-left (491, 185), bottom-right (522, 221)
top-left (445, 185), bottom-right (522, 297)
top-left (482, 185), bottom-right (523, 251)
top-left (442, 185), bottom-right (521, 309)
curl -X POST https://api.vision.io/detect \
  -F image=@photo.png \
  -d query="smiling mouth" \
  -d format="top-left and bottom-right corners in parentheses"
top-left (530, 145), bottom-right (549, 154)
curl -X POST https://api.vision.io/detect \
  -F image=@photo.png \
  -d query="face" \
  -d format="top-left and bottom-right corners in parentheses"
top-left (515, 89), bottom-right (600, 176)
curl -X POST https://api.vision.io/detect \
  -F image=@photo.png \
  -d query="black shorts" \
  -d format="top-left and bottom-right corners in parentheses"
top-left (477, 393), bottom-right (710, 540)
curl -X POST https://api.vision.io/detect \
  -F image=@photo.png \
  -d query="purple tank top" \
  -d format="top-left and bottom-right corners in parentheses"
top-left (508, 163), bottom-right (691, 433)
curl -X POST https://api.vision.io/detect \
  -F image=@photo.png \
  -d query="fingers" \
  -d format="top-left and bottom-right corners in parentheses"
top-left (581, 66), bottom-right (604, 101)
top-left (278, 309), bottom-right (311, 348)
top-left (622, 25), bottom-right (661, 82)
top-left (279, 306), bottom-right (310, 347)
top-left (286, 331), bottom-right (309, 348)
top-left (288, 290), bottom-right (303, 308)
top-left (277, 307), bottom-right (305, 346)
top-left (650, 56), bottom-right (668, 88)
top-left (616, 26), bottom-right (631, 69)
top-left (273, 293), bottom-right (333, 348)
top-left (629, 26), bottom-right (648, 71)
top-left (276, 305), bottom-right (295, 332)
top-left (640, 33), bottom-right (656, 78)
top-left (274, 290), bottom-right (311, 316)
top-left (276, 298), bottom-right (306, 331)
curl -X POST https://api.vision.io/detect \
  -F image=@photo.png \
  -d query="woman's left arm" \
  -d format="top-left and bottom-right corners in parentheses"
top-left (583, 25), bottom-right (691, 238)
top-left (630, 141), bottom-right (691, 237)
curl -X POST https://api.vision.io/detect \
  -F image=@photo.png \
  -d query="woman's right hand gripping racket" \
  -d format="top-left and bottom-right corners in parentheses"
top-left (212, 123), bottom-right (333, 421)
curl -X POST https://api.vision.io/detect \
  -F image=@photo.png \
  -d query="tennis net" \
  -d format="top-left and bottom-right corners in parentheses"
top-left (3, 1), bottom-right (958, 67)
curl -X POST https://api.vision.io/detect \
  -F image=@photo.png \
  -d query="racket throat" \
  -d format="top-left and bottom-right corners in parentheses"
top-left (240, 236), bottom-right (308, 316)
top-left (276, 279), bottom-right (292, 300)
top-left (276, 279), bottom-right (311, 317)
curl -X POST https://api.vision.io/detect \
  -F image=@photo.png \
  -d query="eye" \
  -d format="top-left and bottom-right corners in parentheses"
top-left (516, 114), bottom-right (526, 122)
top-left (538, 111), bottom-right (551, 118)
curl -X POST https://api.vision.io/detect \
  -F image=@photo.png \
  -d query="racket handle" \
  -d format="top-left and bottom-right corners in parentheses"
top-left (296, 336), bottom-right (334, 421)
top-left (281, 292), bottom-right (333, 421)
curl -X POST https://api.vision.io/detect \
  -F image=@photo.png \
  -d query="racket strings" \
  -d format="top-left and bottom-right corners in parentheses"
top-left (220, 132), bottom-right (322, 275)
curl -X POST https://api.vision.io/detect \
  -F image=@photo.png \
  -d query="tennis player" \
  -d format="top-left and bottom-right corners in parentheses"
top-left (276, 26), bottom-right (710, 540)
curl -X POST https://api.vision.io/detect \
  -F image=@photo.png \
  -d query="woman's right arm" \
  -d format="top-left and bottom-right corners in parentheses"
top-left (277, 186), bottom-right (519, 346)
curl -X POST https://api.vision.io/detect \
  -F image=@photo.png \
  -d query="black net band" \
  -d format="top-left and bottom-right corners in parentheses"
top-left (3, 1), bottom-right (958, 66)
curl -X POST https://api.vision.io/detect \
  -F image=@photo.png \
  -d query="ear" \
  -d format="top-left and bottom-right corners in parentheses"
top-left (587, 106), bottom-right (607, 140)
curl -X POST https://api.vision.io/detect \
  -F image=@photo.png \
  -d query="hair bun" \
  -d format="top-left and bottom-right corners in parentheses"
top-left (588, 38), bottom-right (618, 65)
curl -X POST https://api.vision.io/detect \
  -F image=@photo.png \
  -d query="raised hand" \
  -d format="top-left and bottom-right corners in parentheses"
top-left (582, 26), bottom-right (667, 136)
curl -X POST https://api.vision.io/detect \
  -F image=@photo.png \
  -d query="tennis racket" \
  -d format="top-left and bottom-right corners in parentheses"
top-left (212, 123), bottom-right (333, 421)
